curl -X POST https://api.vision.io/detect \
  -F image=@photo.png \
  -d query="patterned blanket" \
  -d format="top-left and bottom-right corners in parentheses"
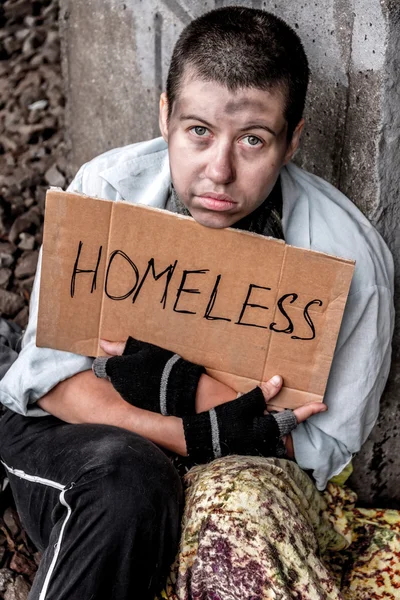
top-left (157, 456), bottom-right (400, 599)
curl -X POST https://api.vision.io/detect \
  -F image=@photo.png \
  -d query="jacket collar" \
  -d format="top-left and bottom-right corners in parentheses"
top-left (99, 145), bottom-right (171, 208)
top-left (280, 163), bottom-right (311, 250)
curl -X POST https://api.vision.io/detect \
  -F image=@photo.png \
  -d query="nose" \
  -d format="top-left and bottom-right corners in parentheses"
top-left (204, 143), bottom-right (236, 185)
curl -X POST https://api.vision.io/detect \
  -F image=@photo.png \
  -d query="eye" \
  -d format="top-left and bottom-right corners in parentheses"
top-left (242, 135), bottom-right (263, 147)
top-left (191, 126), bottom-right (210, 137)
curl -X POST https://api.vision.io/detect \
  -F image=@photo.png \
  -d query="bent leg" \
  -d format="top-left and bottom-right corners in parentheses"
top-left (0, 410), bottom-right (183, 600)
top-left (167, 455), bottom-right (347, 600)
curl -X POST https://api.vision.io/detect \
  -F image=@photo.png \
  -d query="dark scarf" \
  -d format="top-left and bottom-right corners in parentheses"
top-left (166, 178), bottom-right (284, 240)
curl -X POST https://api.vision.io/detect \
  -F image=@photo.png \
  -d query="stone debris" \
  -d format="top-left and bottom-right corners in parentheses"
top-left (17, 234), bottom-right (35, 252)
top-left (0, 290), bottom-right (25, 318)
top-left (0, 570), bottom-right (14, 595)
top-left (0, 0), bottom-right (67, 331)
top-left (8, 208), bottom-right (41, 246)
top-left (2, 512), bottom-right (18, 540)
top-left (4, 576), bottom-right (31, 600)
top-left (0, 0), bottom-right (66, 593)
top-left (0, 505), bottom-right (37, 600)
top-left (44, 163), bottom-right (65, 188)
top-left (14, 251), bottom-right (39, 280)
top-left (0, 270), bottom-right (12, 290)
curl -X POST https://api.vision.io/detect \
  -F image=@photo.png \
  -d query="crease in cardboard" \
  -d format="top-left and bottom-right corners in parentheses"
top-left (96, 200), bottom-right (116, 356)
top-left (260, 243), bottom-right (287, 383)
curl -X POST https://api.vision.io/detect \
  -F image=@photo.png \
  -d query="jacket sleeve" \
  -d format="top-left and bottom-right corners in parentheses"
top-left (0, 166), bottom-right (93, 416)
top-left (292, 284), bottom-right (394, 489)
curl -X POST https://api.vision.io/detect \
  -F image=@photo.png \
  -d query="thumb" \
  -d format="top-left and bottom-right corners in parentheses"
top-left (260, 375), bottom-right (283, 404)
top-left (294, 402), bottom-right (327, 424)
top-left (99, 339), bottom-right (127, 357)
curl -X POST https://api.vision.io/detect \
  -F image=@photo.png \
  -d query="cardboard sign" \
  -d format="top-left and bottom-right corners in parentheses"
top-left (37, 190), bottom-right (355, 408)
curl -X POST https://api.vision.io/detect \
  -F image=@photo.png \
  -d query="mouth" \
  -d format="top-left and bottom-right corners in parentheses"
top-left (195, 192), bottom-right (236, 212)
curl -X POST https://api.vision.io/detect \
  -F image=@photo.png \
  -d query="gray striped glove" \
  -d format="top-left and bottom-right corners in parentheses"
top-left (93, 337), bottom-right (297, 461)
top-left (92, 337), bottom-right (204, 416)
top-left (183, 389), bottom-right (297, 463)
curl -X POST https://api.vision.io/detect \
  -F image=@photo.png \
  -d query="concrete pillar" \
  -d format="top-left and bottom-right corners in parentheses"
top-left (60, 0), bottom-right (400, 505)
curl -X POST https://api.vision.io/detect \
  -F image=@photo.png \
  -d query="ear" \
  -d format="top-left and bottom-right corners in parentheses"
top-left (159, 92), bottom-right (169, 142)
top-left (283, 119), bottom-right (305, 164)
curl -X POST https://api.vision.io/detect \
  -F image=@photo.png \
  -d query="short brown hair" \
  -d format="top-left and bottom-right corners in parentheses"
top-left (166, 6), bottom-right (309, 139)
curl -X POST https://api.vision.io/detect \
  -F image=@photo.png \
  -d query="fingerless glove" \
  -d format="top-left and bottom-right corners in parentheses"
top-left (92, 337), bottom-right (204, 416)
top-left (93, 337), bottom-right (298, 462)
top-left (182, 387), bottom-right (297, 463)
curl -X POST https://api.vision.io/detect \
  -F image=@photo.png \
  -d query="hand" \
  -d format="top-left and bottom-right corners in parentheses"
top-left (183, 386), bottom-right (283, 462)
top-left (262, 376), bottom-right (327, 458)
top-left (262, 376), bottom-right (327, 423)
top-left (95, 338), bottom-right (205, 417)
top-left (99, 340), bottom-right (284, 415)
top-left (99, 339), bottom-right (126, 356)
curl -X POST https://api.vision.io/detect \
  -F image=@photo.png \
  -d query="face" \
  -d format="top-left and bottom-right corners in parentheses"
top-left (159, 73), bottom-right (303, 228)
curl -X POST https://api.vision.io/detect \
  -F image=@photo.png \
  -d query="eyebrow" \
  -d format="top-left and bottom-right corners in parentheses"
top-left (179, 114), bottom-right (277, 137)
top-left (179, 114), bottom-right (213, 127)
top-left (238, 124), bottom-right (277, 137)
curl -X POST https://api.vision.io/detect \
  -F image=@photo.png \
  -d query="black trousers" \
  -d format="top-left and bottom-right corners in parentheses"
top-left (0, 409), bottom-right (183, 600)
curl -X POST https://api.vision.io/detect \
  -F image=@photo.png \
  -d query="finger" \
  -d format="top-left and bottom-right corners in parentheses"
top-left (294, 402), bottom-right (327, 424)
top-left (260, 375), bottom-right (283, 403)
top-left (99, 339), bottom-right (127, 357)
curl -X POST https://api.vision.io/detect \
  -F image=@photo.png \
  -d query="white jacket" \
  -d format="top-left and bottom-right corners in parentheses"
top-left (0, 137), bottom-right (394, 490)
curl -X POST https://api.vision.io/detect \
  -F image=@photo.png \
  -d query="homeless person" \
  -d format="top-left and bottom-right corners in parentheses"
top-left (0, 6), bottom-right (394, 599)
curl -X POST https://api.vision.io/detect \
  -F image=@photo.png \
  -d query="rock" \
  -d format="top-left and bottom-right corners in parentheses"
top-left (0, 290), bottom-right (25, 317)
top-left (33, 552), bottom-right (41, 567)
top-left (23, 197), bottom-right (35, 208)
top-left (16, 276), bottom-right (35, 292)
top-left (9, 553), bottom-right (36, 579)
top-left (4, 575), bottom-right (31, 600)
top-left (0, 242), bottom-right (16, 255)
top-left (3, 508), bottom-right (19, 537)
top-left (44, 163), bottom-right (65, 188)
top-left (18, 233), bottom-right (35, 251)
top-left (0, 252), bottom-right (15, 268)
top-left (0, 268), bottom-right (12, 288)
top-left (0, 546), bottom-right (5, 567)
top-left (28, 99), bottom-right (48, 111)
top-left (13, 306), bottom-right (29, 329)
top-left (14, 251), bottom-right (39, 279)
top-left (8, 208), bottom-right (41, 245)
top-left (0, 569), bottom-right (14, 594)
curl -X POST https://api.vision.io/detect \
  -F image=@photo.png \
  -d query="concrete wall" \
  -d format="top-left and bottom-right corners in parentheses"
top-left (59, 0), bottom-right (400, 506)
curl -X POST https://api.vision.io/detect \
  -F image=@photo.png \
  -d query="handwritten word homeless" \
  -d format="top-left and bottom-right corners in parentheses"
top-left (71, 242), bottom-right (323, 341)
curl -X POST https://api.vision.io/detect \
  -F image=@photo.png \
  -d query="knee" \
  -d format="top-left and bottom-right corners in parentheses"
top-left (186, 455), bottom-right (277, 515)
top-left (73, 427), bottom-right (183, 523)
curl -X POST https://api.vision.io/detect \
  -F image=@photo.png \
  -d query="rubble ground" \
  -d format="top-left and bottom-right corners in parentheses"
top-left (0, 0), bottom-right (67, 330)
top-left (0, 0), bottom-right (65, 596)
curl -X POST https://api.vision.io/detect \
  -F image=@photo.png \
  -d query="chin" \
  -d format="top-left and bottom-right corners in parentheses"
top-left (191, 209), bottom-right (238, 229)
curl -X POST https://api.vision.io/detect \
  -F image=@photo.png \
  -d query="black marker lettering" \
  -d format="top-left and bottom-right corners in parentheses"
top-left (105, 250), bottom-right (139, 300)
top-left (270, 293), bottom-right (298, 334)
top-left (173, 269), bottom-right (209, 315)
top-left (291, 299), bottom-right (323, 340)
top-left (204, 274), bottom-right (231, 322)
top-left (132, 258), bottom-right (178, 308)
top-left (70, 241), bottom-right (102, 298)
top-left (235, 284), bottom-right (271, 329)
